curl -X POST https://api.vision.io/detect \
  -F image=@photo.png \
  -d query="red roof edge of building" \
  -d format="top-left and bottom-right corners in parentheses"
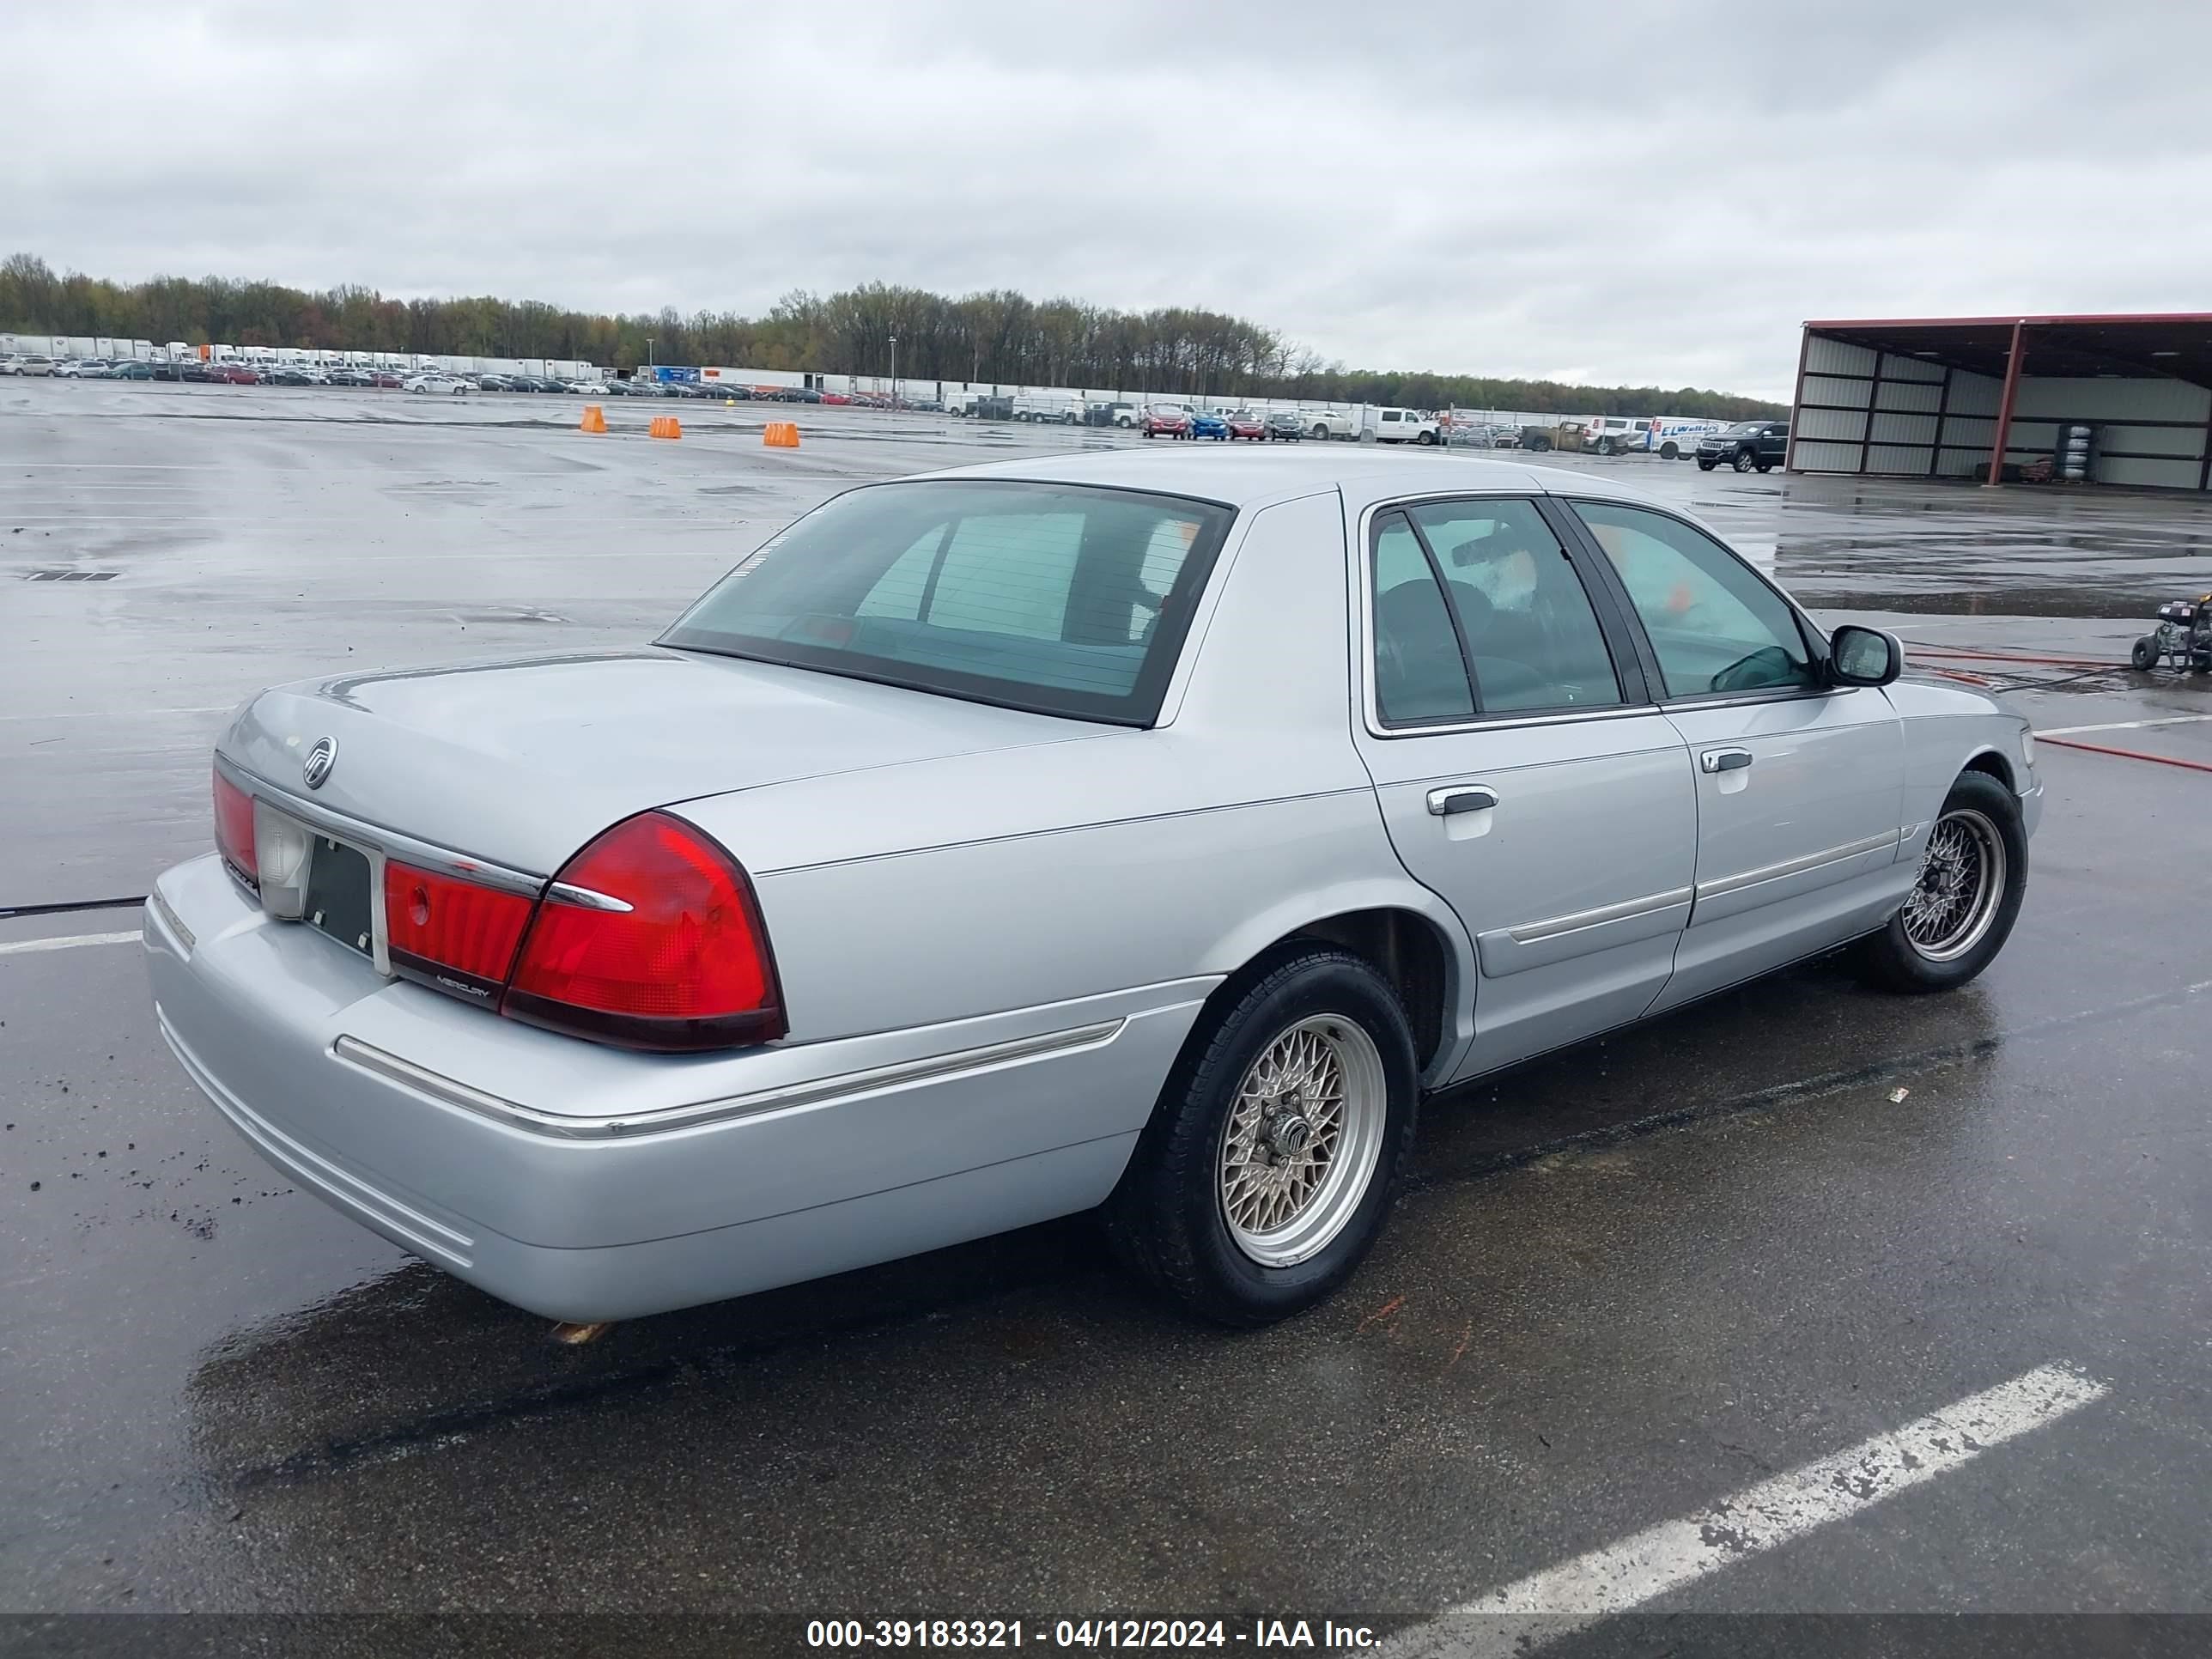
top-left (1803, 313), bottom-right (2212, 331)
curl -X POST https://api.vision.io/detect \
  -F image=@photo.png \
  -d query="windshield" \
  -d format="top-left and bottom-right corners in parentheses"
top-left (1726, 421), bottom-right (1766, 434)
top-left (660, 480), bottom-right (1236, 726)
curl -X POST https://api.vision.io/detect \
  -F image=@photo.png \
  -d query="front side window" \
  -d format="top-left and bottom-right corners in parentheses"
top-left (661, 481), bottom-right (1233, 725)
top-left (1571, 501), bottom-right (1817, 699)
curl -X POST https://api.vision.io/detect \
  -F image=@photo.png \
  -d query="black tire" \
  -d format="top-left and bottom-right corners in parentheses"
top-left (1855, 771), bottom-right (2027, 994)
top-left (1310, 424), bottom-right (1330, 441)
top-left (1103, 948), bottom-right (1419, 1327)
top-left (2130, 635), bottom-right (2159, 670)
top-left (1660, 441), bottom-right (1680, 459)
top-left (1698, 459), bottom-right (1717, 471)
top-left (1732, 448), bottom-right (1756, 473)
top-left (1595, 437), bottom-right (1615, 456)
top-left (1755, 460), bottom-right (1773, 472)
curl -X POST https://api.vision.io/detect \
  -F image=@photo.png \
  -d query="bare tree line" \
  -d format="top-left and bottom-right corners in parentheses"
top-left (1, 254), bottom-right (1785, 418)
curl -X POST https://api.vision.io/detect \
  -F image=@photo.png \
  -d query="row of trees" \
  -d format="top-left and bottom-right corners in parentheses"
top-left (0, 253), bottom-right (1784, 418)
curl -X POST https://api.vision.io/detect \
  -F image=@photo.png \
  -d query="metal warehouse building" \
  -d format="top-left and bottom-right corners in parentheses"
top-left (1786, 313), bottom-right (2212, 492)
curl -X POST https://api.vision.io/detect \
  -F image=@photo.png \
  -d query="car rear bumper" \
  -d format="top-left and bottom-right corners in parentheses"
top-left (146, 854), bottom-right (1206, 1322)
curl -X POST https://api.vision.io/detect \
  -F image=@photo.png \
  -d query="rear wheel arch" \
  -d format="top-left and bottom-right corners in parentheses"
top-left (1197, 906), bottom-right (1460, 1079)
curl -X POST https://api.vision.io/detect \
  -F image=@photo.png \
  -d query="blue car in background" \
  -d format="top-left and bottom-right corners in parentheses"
top-left (1189, 410), bottom-right (1230, 441)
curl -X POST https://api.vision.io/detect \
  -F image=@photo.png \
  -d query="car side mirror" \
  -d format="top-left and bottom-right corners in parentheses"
top-left (1828, 624), bottom-right (1902, 687)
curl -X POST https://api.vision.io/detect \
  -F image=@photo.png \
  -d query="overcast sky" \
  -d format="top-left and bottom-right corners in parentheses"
top-left (8, 2), bottom-right (2209, 398)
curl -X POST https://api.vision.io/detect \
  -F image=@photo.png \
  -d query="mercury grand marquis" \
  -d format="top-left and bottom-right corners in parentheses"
top-left (145, 450), bottom-right (2040, 1326)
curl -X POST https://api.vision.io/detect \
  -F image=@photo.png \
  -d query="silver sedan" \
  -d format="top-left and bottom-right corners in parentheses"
top-left (145, 451), bottom-right (2041, 1326)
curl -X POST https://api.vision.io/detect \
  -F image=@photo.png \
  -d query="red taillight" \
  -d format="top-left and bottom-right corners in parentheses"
top-left (502, 812), bottom-right (785, 1052)
top-left (213, 769), bottom-right (257, 882)
top-left (383, 861), bottom-right (535, 1004)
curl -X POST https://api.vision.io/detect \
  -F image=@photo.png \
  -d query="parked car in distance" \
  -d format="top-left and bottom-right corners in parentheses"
top-left (325, 367), bottom-right (373, 387)
top-left (1264, 410), bottom-right (1304, 441)
top-left (821, 392), bottom-right (852, 405)
top-left (404, 374), bottom-right (471, 395)
top-left (149, 451), bottom-right (2040, 1332)
top-left (55, 358), bottom-right (107, 378)
top-left (262, 366), bottom-right (311, 386)
top-left (1139, 404), bottom-right (1193, 438)
top-left (214, 364), bottom-right (260, 384)
top-left (369, 371), bottom-right (404, 388)
top-left (1189, 410), bottom-right (1231, 441)
top-left (15, 354), bottom-right (56, 377)
top-left (566, 380), bottom-right (610, 396)
top-left (110, 360), bottom-right (155, 380)
top-left (1225, 412), bottom-right (1267, 441)
top-left (1698, 421), bottom-right (1790, 473)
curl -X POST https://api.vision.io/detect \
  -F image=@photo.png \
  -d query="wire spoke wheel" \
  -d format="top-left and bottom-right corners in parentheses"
top-left (1217, 1014), bottom-right (1388, 1268)
top-left (1902, 806), bottom-right (2006, 962)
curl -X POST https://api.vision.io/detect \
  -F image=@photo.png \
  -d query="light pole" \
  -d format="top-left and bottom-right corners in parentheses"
top-left (889, 332), bottom-right (898, 410)
top-left (647, 337), bottom-right (655, 374)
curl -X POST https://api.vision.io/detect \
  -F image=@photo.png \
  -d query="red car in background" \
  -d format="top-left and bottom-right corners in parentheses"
top-left (821, 392), bottom-right (852, 405)
top-left (1139, 404), bottom-right (1192, 439)
top-left (213, 364), bottom-right (260, 384)
top-left (1225, 412), bottom-right (1267, 441)
top-left (370, 371), bottom-right (404, 388)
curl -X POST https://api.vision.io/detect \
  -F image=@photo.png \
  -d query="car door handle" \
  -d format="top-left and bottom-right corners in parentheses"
top-left (1427, 785), bottom-right (1499, 816)
top-left (1700, 748), bottom-right (1754, 774)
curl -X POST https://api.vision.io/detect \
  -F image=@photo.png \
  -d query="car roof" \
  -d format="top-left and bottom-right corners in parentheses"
top-left (912, 447), bottom-right (1669, 516)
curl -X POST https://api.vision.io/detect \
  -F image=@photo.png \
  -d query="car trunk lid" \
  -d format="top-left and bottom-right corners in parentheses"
top-left (219, 647), bottom-right (1100, 876)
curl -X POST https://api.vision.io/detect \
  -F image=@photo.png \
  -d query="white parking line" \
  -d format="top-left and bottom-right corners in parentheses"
top-left (2034, 714), bottom-right (2212, 738)
top-left (1382, 1362), bottom-right (2109, 1656)
top-left (0, 930), bottom-right (143, 957)
top-left (0, 706), bottom-right (232, 723)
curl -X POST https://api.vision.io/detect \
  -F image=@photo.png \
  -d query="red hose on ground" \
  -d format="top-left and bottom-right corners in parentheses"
top-left (1904, 645), bottom-right (2112, 670)
top-left (2034, 735), bottom-right (2212, 774)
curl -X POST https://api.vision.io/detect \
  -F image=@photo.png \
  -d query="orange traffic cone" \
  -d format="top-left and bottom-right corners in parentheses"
top-left (580, 404), bottom-right (606, 434)
top-left (763, 422), bottom-right (800, 448)
top-left (650, 416), bottom-right (683, 441)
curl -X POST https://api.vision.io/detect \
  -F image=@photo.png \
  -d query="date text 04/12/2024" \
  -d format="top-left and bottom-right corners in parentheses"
top-left (805, 1620), bottom-right (1381, 1650)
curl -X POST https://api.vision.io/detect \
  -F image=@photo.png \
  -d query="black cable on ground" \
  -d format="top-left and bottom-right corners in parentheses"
top-left (0, 895), bottom-right (149, 921)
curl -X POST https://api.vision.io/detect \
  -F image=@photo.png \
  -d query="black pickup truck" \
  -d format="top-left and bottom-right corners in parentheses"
top-left (1696, 420), bottom-right (1790, 472)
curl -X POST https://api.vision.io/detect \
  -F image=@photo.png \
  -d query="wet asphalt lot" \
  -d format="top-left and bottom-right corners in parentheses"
top-left (4, 380), bottom-right (2212, 1650)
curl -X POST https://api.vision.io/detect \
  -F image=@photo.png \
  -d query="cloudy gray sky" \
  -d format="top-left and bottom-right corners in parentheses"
top-left (8, 1), bottom-right (2209, 398)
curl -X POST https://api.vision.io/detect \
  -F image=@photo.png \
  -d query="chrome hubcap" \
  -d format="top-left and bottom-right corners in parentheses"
top-left (1218, 1016), bottom-right (1388, 1267)
top-left (1903, 807), bottom-right (2005, 962)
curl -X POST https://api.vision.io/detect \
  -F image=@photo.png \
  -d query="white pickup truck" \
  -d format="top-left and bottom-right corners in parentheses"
top-left (1299, 408), bottom-right (1361, 441)
top-left (1012, 392), bottom-right (1083, 424)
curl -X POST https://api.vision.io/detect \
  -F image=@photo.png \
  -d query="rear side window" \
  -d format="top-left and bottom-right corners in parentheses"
top-left (660, 481), bottom-right (1234, 725)
top-left (1405, 501), bottom-right (1622, 713)
top-left (1372, 514), bottom-right (1475, 724)
top-left (1371, 498), bottom-right (1623, 724)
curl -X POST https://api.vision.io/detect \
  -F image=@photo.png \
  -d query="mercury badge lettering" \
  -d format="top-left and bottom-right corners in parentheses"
top-left (302, 736), bottom-right (337, 789)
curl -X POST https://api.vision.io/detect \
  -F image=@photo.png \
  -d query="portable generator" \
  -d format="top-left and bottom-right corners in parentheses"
top-left (2131, 594), bottom-right (2212, 672)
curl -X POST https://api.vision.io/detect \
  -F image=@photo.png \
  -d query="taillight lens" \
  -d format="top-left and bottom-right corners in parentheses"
top-left (384, 861), bottom-right (535, 1005)
top-left (502, 812), bottom-right (785, 1052)
top-left (213, 769), bottom-right (257, 883)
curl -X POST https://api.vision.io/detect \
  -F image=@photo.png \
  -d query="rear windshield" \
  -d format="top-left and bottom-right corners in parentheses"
top-left (659, 480), bottom-right (1237, 726)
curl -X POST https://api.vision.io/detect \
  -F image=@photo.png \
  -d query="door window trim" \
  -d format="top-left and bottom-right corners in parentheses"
top-left (1356, 493), bottom-right (1656, 738)
top-left (1553, 496), bottom-right (1838, 709)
